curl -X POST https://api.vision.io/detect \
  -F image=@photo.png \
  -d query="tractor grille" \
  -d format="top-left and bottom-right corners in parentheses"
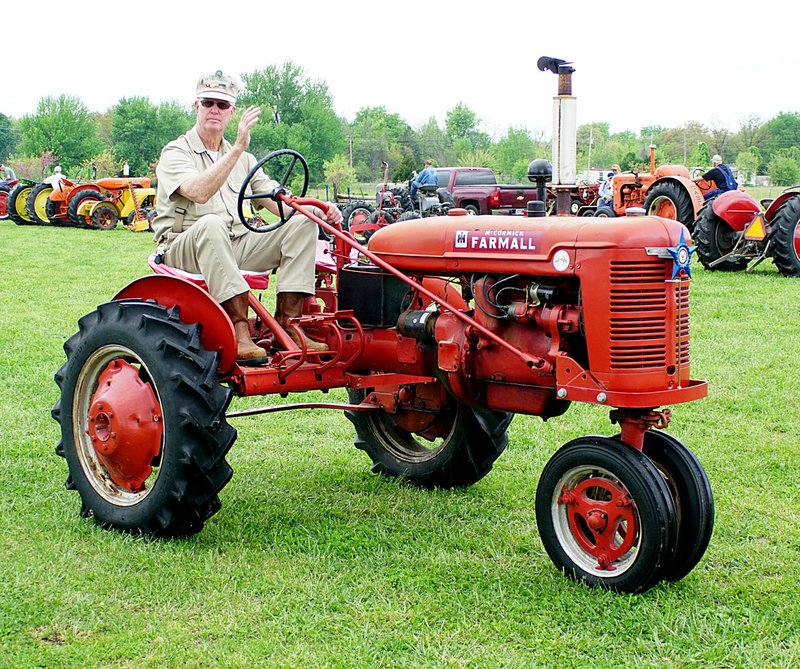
top-left (608, 260), bottom-right (690, 370)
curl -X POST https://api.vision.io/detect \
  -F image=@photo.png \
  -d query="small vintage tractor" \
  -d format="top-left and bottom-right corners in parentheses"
top-left (44, 177), bottom-right (156, 230)
top-left (0, 178), bottom-right (18, 220)
top-left (54, 149), bottom-right (713, 594)
top-left (694, 186), bottom-right (800, 276)
top-left (587, 147), bottom-right (712, 232)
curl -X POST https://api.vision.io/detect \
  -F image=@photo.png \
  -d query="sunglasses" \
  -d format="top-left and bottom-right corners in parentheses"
top-left (200, 99), bottom-right (232, 110)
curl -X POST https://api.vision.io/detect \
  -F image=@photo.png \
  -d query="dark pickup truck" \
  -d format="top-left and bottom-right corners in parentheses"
top-left (435, 167), bottom-right (539, 215)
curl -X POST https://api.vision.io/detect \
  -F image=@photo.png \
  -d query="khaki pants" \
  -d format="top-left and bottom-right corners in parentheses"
top-left (163, 213), bottom-right (317, 303)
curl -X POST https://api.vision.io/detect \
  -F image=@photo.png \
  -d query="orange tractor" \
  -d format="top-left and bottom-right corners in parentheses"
top-left (28, 177), bottom-right (155, 230)
top-left (586, 146), bottom-right (715, 232)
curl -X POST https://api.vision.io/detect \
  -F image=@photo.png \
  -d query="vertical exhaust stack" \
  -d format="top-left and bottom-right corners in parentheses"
top-left (537, 57), bottom-right (576, 215)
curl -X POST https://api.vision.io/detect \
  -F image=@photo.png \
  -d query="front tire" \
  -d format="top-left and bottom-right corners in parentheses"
top-left (694, 200), bottom-right (749, 271)
top-left (53, 300), bottom-right (236, 537)
top-left (769, 195), bottom-right (800, 277)
top-left (346, 387), bottom-right (512, 488)
top-left (644, 182), bottom-right (696, 231)
top-left (536, 436), bottom-right (677, 593)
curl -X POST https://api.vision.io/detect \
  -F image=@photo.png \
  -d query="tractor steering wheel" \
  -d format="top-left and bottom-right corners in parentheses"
top-left (237, 149), bottom-right (310, 233)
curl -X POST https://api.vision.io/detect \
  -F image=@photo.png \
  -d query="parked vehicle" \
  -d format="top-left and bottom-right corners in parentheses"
top-left (583, 147), bottom-right (713, 232)
top-left (54, 149), bottom-right (712, 594)
top-left (694, 186), bottom-right (800, 276)
top-left (435, 167), bottom-right (540, 215)
top-left (0, 178), bottom-right (18, 220)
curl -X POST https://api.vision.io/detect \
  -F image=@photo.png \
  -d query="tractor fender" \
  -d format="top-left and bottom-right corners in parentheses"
top-left (711, 190), bottom-right (761, 231)
top-left (113, 275), bottom-right (237, 373)
top-left (65, 183), bottom-right (106, 202)
top-left (648, 175), bottom-right (706, 216)
top-left (88, 199), bottom-right (122, 217)
top-left (763, 190), bottom-right (800, 222)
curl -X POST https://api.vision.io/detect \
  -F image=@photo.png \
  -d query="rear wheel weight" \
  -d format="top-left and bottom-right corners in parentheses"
top-left (52, 300), bottom-right (237, 537)
top-left (535, 436), bottom-right (677, 594)
top-left (345, 387), bottom-right (511, 489)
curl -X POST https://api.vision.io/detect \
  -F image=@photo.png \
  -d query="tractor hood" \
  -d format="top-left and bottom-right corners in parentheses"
top-left (367, 214), bottom-right (689, 275)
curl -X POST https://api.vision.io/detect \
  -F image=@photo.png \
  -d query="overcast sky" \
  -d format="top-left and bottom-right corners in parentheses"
top-left (5, 1), bottom-right (797, 141)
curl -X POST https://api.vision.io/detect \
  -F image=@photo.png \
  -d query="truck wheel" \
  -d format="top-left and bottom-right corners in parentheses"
top-left (644, 182), bottom-right (696, 231)
top-left (68, 189), bottom-right (104, 227)
top-left (346, 387), bottom-right (511, 489)
top-left (463, 204), bottom-right (480, 215)
top-left (535, 436), bottom-right (677, 594)
top-left (8, 183), bottom-right (34, 224)
top-left (638, 431), bottom-right (714, 582)
top-left (769, 195), bottom-right (800, 277)
top-left (53, 300), bottom-right (236, 537)
top-left (694, 200), bottom-right (748, 271)
top-left (26, 182), bottom-right (54, 225)
top-left (340, 201), bottom-right (374, 230)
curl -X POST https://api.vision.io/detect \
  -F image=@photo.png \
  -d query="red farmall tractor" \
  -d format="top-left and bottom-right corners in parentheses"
top-left (694, 186), bottom-right (800, 276)
top-left (53, 150), bottom-right (713, 594)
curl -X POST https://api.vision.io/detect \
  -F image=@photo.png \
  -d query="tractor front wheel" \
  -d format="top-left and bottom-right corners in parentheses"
top-left (535, 436), bottom-right (677, 593)
top-left (644, 182), bottom-right (696, 231)
top-left (769, 195), bottom-right (800, 277)
top-left (53, 300), bottom-right (236, 537)
top-left (638, 431), bottom-right (714, 582)
top-left (694, 200), bottom-right (749, 271)
top-left (346, 387), bottom-right (512, 489)
top-left (91, 202), bottom-right (119, 230)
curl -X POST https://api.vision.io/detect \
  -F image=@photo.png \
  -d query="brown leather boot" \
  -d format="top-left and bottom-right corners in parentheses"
top-left (275, 292), bottom-right (329, 352)
top-left (220, 292), bottom-right (268, 366)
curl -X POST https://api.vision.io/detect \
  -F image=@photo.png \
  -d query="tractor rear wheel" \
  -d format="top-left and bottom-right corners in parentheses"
top-left (397, 211), bottom-right (421, 221)
top-left (644, 182), bottom-right (696, 231)
top-left (769, 194), bottom-right (800, 277)
top-left (68, 189), bottom-right (104, 228)
top-left (27, 182), bottom-right (54, 225)
top-left (694, 200), bottom-right (749, 271)
top-left (339, 201), bottom-right (375, 231)
top-left (53, 300), bottom-right (236, 537)
top-left (346, 387), bottom-right (512, 489)
top-left (638, 431), bottom-right (714, 582)
top-left (535, 436), bottom-right (677, 593)
top-left (0, 184), bottom-right (9, 220)
top-left (8, 183), bottom-right (34, 224)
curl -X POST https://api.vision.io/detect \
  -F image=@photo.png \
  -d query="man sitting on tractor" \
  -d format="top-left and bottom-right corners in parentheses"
top-left (410, 160), bottom-right (439, 199)
top-left (151, 70), bottom-right (342, 364)
top-left (702, 154), bottom-right (739, 200)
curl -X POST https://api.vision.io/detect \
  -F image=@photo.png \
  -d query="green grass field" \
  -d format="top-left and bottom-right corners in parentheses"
top-left (0, 221), bottom-right (798, 669)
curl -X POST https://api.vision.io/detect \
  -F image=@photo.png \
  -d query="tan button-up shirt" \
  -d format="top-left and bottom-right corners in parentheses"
top-left (152, 126), bottom-right (278, 245)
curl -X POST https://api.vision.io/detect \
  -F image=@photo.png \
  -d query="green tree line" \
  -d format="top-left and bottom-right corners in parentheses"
top-left (3, 60), bottom-right (800, 188)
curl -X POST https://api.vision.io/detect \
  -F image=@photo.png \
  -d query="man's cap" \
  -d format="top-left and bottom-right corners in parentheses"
top-left (196, 70), bottom-right (239, 104)
top-left (712, 154), bottom-right (722, 163)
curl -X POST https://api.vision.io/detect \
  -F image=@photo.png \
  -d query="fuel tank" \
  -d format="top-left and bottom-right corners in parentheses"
top-left (367, 213), bottom-right (689, 275)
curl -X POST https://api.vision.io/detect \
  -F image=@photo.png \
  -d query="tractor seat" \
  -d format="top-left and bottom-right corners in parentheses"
top-left (147, 254), bottom-right (270, 290)
top-left (418, 184), bottom-right (439, 195)
top-left (97, 177), bottom-right (151, 190)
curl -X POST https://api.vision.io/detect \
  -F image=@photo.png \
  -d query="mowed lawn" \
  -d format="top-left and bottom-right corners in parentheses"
top-left (0, 221), bottom-right (798, 669)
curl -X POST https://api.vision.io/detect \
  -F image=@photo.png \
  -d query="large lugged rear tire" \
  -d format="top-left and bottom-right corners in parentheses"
top-left (535, 436), bottom-right (678, 594)
top-left (694, 199), bottom-right (749, 271)
top-left (339, 201), bottom-right (375, 230)
top-left (7, 182), bottom-right (34, 224)
top-left (346, 387), bottom-right (512, 488)
top-left (68, 189), bottom-right (104, 228)
top-left (769, 195), bottom-right (800, 277)
top-left (52, 300), bottom-right (237, 537)
top-left (26, 182), bottom-right (54, 225)
top-left (644, 182), bottom-right (696, 232)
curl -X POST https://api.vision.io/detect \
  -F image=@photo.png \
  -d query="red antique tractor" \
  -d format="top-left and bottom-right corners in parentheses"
top-left (53, 150), bottom-right (713, 594)
top-left (694, 186), bottom-right (800, 276)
